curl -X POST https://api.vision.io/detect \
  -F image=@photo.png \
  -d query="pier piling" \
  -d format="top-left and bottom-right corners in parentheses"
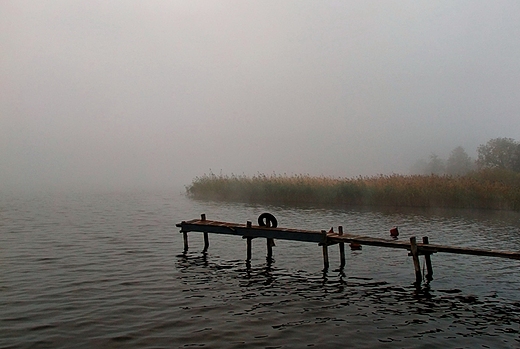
top-left (410, 237), bottom-right (422, 285)
top-left (267, 238), bottom-right (274, 260)
top-left (320, 230), bottom-right (330, 270)
top-left (203, 233), bottom-right (209, 252)
top-left (338, 226), bottom-right (346, 268)
top-left (423, 236), bottom-right (433, 281)
top-left (246, 237), bottom-right (253, 261)
top-left (266, 220), bottom-right (274, 260)
top-left (322, 245), bottom-right (329, 270)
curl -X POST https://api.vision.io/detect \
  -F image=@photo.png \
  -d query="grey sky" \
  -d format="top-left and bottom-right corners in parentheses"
top-left (2, 1), bottom-right (520, 191)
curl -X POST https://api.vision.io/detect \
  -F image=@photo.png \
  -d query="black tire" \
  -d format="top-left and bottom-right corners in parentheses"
top-left (257, 213), bottom-right (278, 228)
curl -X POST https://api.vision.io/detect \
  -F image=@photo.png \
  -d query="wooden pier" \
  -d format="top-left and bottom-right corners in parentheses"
top-left (176, 213), bottom-right (520, 285)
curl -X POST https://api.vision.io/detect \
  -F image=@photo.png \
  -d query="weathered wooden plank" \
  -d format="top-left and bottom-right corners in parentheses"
top-left (419, 244), bottom-right (520, 260)
top-left (177, 220), bottom-right (326, 243)
top-left (327, 234), bottom-right (412, 249)
top-left (329, 234), bottom-right (520, 260)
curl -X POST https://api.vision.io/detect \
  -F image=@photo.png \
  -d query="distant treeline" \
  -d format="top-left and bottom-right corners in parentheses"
top-left (411, 137), bottom-right (520, 176)
top-left (186, 169), bottom-right (520, 211)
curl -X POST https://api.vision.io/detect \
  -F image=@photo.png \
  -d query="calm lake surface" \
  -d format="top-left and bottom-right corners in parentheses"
top-left (1, 189), bottom-right (520, 348)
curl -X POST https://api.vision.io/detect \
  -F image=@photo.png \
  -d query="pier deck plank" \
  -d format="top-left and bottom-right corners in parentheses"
top-left (327, 234), bottom-right (520, 260)
top-left (177, 219), bottom-right (326, 243)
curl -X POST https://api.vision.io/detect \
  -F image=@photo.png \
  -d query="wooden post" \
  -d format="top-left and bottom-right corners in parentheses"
top-left (203, 232), bottom-right (209, 252)
top-left (410, 236), bottom-right (422, 285)
top-left (267, 239), bottom-right (274, 259)
top-left (245, 221), bottom-right (253, 262)
top-left (199, 215), bottom-right (208, 252)
top-left (322, 245), bottom-right (329, 270)
top-left (321, 230), bottom-right (329, 270)
top-left (338, 226), bottom-right (346, 268)
top-left (183, 231), bottom-right (189, 252)
top-left (422, 236), bottom-right (433, 281)
top-left (246, 237), bottom-right (253, 261)
top-left (266, 220), bottom-right (274, 259)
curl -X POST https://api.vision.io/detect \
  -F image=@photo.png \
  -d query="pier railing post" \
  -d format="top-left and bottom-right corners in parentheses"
top-left (338, 226), bottom-right (346, 268)
top-left (422, 236), bottom-right (433, 281)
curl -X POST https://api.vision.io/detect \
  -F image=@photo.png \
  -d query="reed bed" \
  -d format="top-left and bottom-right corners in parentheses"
top-left (186, 169), bottom-right (520, 211)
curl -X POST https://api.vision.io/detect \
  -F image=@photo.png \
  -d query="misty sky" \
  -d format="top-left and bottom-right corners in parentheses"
top-left (2, 1), bottom-right (520, 191)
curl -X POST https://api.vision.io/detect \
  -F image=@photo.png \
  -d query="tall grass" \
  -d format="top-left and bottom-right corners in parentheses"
top-left (186, 169), bottom-right (520, 211)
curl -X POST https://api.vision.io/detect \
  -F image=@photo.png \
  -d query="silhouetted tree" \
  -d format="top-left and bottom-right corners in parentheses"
top-left (477, 138), bottom-right (520, 172)
top-left (426, 153), bottom-right (445, 175)
top-left (446, 146), bottom-right (474, 176)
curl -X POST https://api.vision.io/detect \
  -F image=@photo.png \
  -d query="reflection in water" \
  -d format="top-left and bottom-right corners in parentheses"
top-left (175, 243), bottom-right (520, 348)
top-left (243, 258), bottom-right (275, 287)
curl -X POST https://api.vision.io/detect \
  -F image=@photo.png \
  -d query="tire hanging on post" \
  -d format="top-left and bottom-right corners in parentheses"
top-left (258, 213), bottom-right (277, 258)
top-left (258, 213), bottom-right (278, 228)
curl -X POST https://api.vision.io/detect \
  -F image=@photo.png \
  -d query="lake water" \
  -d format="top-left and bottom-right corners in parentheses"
top-left (1, 189), bottom-right (520, 348)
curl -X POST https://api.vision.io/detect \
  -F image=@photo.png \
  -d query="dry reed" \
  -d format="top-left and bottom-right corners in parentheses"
top-left (186, 169), bottom-right (520, 211)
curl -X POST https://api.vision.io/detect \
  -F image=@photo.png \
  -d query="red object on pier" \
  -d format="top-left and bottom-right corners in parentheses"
top-left (350, 242), bottom-right (362, 250)
top-left (390, 227), bottom-right (399, 237)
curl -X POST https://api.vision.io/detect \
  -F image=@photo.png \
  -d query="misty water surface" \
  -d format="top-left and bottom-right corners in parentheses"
top-left (1, 190), bottom-right (519, 348)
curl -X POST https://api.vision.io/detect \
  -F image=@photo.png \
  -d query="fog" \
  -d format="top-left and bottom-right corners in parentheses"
top-left (2, 1), bottom-right (520, 191)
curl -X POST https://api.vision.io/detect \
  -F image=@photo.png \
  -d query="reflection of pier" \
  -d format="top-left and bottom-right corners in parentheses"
top-left (176, 213), bottom-right (520, 285)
